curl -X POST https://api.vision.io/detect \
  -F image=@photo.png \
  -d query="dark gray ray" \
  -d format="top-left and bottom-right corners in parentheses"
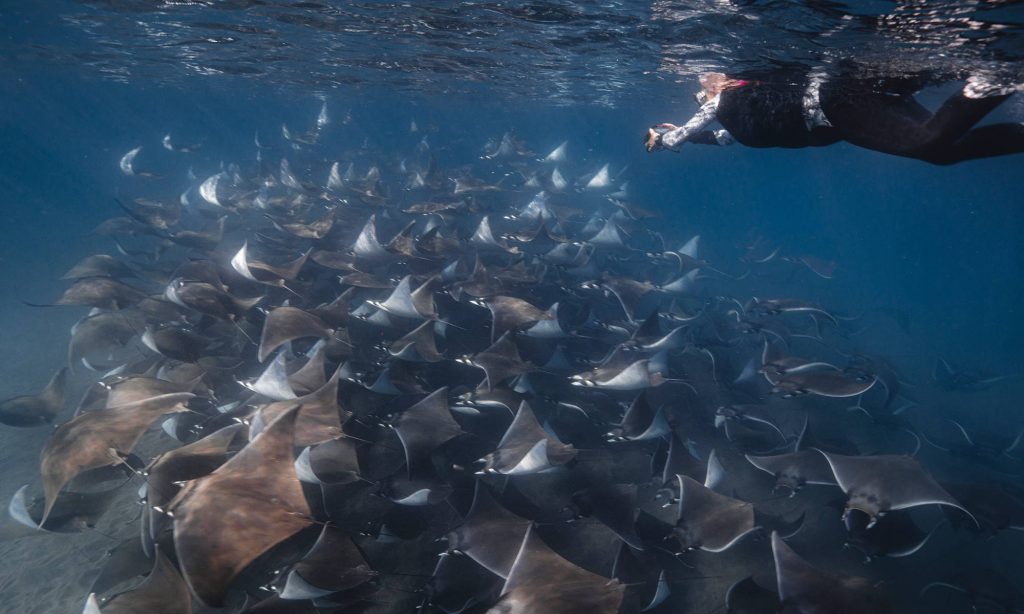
top-left (340, 271), bottom-right (396, 289)
top-left (607, 392), bottom-right (670, 442)
top-left (480, 401), bottom-right (576, 475)
top-left (170, 406), bottom-right (313, 607)
top-left (352, 214), bottom-right (396, 263)
top-left (920, 568), bottom-right (1024, 614)
top-left (453, 258), bottom-right (503, 298)
top-left (572, 483), bottom-right (643, 550)
top-left (252, 366), bottom-right (346, 447)
top-left (453, 387), bottom-right (523, 418)
top-left (760, 339), bottom-right (837, 385)
top-left (165, 278), bottom-right (263, 321)
top-left (89, 537), bottom-right (152, 596)
top-left (382, 471), bottom-right (453, 506)
top-left (657, 433), bottom-right (705, 487)
top-left (270, 207), bottom-right (335, 240)
top-left (587, 217), bottom-right (627, 250)
top-left (447, 481), bottom-right (532, 578)
top-left (570, 356), bottom-right (665, 390)
top-left (428, 552), bottom-right (503, 614)
top-left (470, 216), bottom-right (519, 253)
top-left (241, 352), bottom-right (298, 401)
top-left (726, 576), bottom-right (780, 614)
top-left (932, 357), bottom-right (1015, 392)
top-left (168, 216), bottom-right (225, 251)
top-left (496, 524), bottom-right (624, 614)
top-left (294, 436), bottom-right (361, 485)
top-left (310, 249), bottom-right (357, 272)
top-left (385, 220), bottom-right (421, 258)
top-left (750, 298), bottom-right (838, 326)
top-left (392, 387), bottom-right (462, 478)
top-left (772, 532), bottom-right (890, 614)
top-left (40, 392), bottom-right (195, 525)
top-left (793, 255), bottom-right (836, 279)
top-left (288, 341), bottom-right (328, 395)
top-left (921, 417), bottom-right (1024, 461)
top-left (459, 332), bottom-right (534, 391)
top-left (279, 524), bottom-right (377, 600)
top-left (368, 275), bottom-right (419, 319)
top-left (63, 254), bottom-right (135, 280)
top-left (49, 277), bottom-right (146, 310)
top-left (658, 269), bottom-right (699, 296)
top-left (635, 325), bottom-right (689, 352)
top-left (772, 370), bottom-right (875, 398)
top-left (231, 242), bottom-right (309, 286)
top-left (941, 482), bottom-right (1024, 533)
top-left (371, 274), bottom-right (440, 320)
top-left (140, 326), bottom-right (210, 362)
top-left (0, 367), bottom-right (67, 427)
top-left (116, 196), bottom-right (181, 230)
top-left (258, 306), bottom-right (333, 363)
top-left (8, 484), bottom-right (119, 535)
top-left (68, 311), bottom-right (143, 370)
top-left (598, 276), bottom-right (655, 322)
top-left (242, 595), bottom-right (320, 612)
top-left (95, 550), bottom-right (191, 614)
top-left (818, 451), bottom-right (975, 525)
top-left (388, 320), bottom-right (444, 362)
top-left (842, 509), bottom-right (938, 560)
top-left (673, 475), bottom-right (757, 552)
top-left (609, 543), bottom-right (668, 612)
top-left (745, 449), bottom-right (837, 493)
top-left (521, 302), bottom-right (570, 339)
top-left (715, 404), bottom-right (790, 453)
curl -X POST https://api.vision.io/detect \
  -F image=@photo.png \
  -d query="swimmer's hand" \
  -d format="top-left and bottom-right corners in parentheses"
top-left (645, 124), bottom-right (678, 152)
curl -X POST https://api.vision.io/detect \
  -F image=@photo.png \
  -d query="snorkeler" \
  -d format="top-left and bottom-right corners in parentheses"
top-left (645, 71), bottom-right (1024, 165)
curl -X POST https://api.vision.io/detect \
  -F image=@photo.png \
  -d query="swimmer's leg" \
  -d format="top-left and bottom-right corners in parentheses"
top-left (922, 91), bottom-right (1012, 145)
top-left (922, 123), bottom-right (1024, 165)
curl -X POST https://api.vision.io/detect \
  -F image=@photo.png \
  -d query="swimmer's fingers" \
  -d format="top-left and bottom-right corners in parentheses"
top-left (644, 128), bottom-right (664, 152)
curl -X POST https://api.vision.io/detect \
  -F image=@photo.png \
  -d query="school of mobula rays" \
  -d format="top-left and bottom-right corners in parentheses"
top-left (2, 103), bottom-right (1023, 614)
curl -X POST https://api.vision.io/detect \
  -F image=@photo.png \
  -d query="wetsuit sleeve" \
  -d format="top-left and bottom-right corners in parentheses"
top-left (688, 129), bottom-right (734, 146)
top-left (661, 97), bottom-right (719, 148)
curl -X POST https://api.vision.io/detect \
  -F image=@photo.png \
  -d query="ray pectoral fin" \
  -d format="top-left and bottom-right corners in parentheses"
top-left (40, 392), bottom-right (195, 526)
top-left (498, 524), bottom-right (624, 614)
top-left (170, 405), bottom-right (313, 606)
top-left (890, 498), bottom-right (980, 529)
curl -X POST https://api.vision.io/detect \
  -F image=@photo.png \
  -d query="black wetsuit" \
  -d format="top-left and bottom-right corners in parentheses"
top-left (820, 76), bottom-right (1024, 165)
top-left (715, 79), bottom-right (840, 148)
top-left (667, 73), bottom-right (1024, 165)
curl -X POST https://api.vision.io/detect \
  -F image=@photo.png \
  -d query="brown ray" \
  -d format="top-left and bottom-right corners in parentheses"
top-left (40, 392), bottom-right (195, 525)
top-left (496, 524), bottom-right (624, 614)
top-left (169, 405), bottom-right (314, 606)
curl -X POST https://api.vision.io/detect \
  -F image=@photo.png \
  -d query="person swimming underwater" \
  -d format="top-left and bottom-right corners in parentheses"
top-left (645, 70), bottom-right (1024, 165)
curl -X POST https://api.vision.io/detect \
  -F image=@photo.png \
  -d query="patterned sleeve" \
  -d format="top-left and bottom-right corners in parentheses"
top-left (661, 96), bottom-right (720, 148)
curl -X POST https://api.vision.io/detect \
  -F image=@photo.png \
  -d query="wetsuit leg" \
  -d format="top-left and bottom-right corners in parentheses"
top-left (820, 86), bottom-right (936, 155)
top-left (923, 123), bottom-right (1024, 165)
top-left (822, 81), bottom-right (1019, 163)
top-left (923, 92), bottom-right (1012, 144)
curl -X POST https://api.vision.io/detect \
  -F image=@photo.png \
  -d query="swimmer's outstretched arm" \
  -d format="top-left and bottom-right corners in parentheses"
top-left (645, 96), bottom-right (720, 152)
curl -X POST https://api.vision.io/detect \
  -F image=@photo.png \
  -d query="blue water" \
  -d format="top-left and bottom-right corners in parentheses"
top-left (1, 1), bottom-right (1023, 613)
